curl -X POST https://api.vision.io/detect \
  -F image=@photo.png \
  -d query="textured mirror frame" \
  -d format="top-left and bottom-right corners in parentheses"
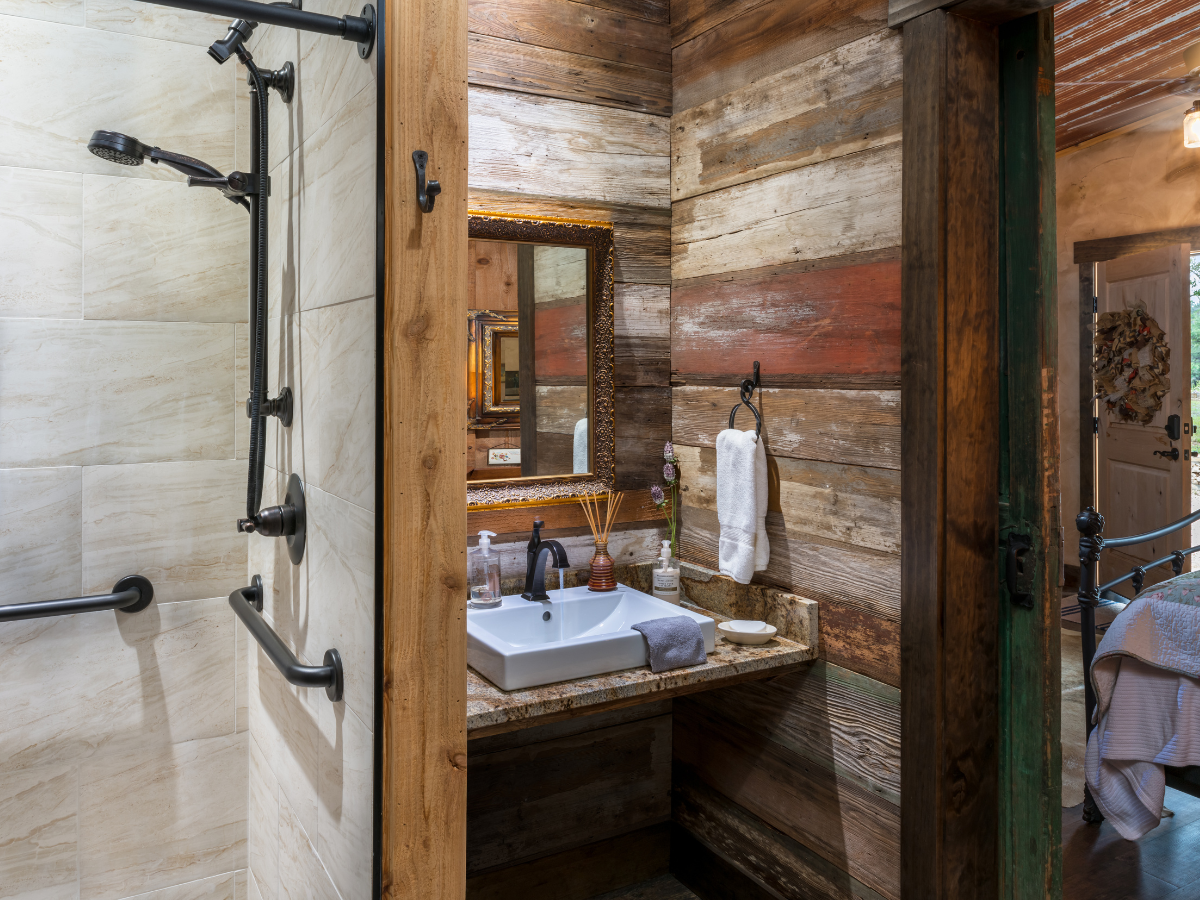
top-left (466, 211), bottom-right (616, 509)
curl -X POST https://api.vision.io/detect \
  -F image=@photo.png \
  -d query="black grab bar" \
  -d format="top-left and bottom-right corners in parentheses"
top-left (0, 574), bottom-right (154, 623)
top-left (230, 576), bottom-right (343, 701)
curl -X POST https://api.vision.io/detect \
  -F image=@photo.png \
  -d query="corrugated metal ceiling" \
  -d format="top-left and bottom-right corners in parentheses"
top-left (1056, 0), bottom-right (1200, 149)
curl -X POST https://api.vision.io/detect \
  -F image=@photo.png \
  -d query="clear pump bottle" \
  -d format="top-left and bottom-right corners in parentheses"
top-left (469, 530), bottom-right (503, 609)
top-left (652, 539), bottom-right (681, 605)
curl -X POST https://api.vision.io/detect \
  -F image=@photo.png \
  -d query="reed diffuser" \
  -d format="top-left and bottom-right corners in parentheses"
top-left (579, 490), bottom-right (624, 592)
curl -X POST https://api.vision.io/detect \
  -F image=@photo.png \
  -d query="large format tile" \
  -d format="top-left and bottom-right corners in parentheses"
top-left (236, 324), bottom-right (250, 461)
top-left (277, 794), bottom-right (338, 900)
top-left (0, 16), bottom-right (233, 178)
top-left (264, 313), bottom-right (311, 485)
top-left (78, 732), bottom-right (248, 900)
top-left (0, 595), bottom-right (236, 773)
top-left (297, 87), bottom-right (374, 311)
top-left (0, 166), bottom-right (82, 319)
top-left (82, 460), bottom-right (246, 603)
top-left (249, 638), bottom-right (320, 842)
top-left (251, 1), bottom-right (375, 174)
top-left (266, 153), bottom-right (298, 321)
top-left (83, 174), bottom-right (247, 323)
top-left (0, 466), bottom-right (82, 602)
top-left (0, 319), bottom-right (234, 468)
top-left (0, 0), bottom-right (80, 25)
top-left (307, 485), bottom-right (373, 725)
top-left (236, 617), bottom-right (249, 734)
top-left (85, 0), bottom-right (229, 46)
top-left (317, 702), bottom-right (372, 900)
top-left (249, 735), bottom-right (279, 900)
top-left (311, 298), bottom-right (374, 511)
top-left (0, 763), bottom-right (78, 900)
top-left (121, 870), bottom-right (241, 900)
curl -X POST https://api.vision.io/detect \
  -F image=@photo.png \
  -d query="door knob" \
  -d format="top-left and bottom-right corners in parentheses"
top-left (1153, 448), bottom-right (1180, 461)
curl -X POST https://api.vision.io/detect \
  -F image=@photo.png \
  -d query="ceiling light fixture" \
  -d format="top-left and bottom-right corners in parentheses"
top-left (1184, 44), bottom-right (1200, 148)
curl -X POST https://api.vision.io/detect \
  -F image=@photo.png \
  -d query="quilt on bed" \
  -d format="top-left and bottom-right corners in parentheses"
top-left (1086, 571), bottom-right (1200, 839)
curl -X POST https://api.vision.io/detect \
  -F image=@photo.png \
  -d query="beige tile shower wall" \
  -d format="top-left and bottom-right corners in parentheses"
top-left (0, 3), bottom-right (250, 899)
top-left (246, 8), bottom-right (376, 900)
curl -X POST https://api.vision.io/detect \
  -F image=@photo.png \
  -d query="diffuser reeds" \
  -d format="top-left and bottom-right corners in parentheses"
top-left (579, 490), bottom-right (624, 542)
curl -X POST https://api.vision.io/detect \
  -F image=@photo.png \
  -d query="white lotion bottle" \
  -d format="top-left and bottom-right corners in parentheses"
top-left (652, 539), bottom-right (681, 605)
top-left (468, 530), bottom-right (503, 609)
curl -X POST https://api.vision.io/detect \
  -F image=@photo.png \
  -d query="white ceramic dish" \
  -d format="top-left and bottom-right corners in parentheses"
top-left (467, 583), bottom-right (716, 690)
top-left (717, 619), bottom-right (777, 645)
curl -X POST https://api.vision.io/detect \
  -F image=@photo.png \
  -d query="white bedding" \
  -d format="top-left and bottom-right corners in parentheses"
top-left (1085, 577), bottom-right (1200, 839)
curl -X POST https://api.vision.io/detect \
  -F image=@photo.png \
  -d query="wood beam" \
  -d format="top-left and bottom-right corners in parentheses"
top-left (379, 0), bottom-right (469, 892)
top-left (890, 0), bottom-right (1061, 28)
top-left (901, 8), bottom-right (1000, 898)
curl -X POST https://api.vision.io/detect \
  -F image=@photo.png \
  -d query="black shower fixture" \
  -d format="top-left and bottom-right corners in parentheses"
top-left (88, 130), bottom-right (263, 209)
top-left (139, 0), bottom-right (375, 59)
top-left (208, 17), bottom-right (255, 63)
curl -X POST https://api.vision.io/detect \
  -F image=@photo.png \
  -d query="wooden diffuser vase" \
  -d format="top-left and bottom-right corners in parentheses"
top-left (578, 491), bottom-right (623, 593)
top-left (588, 540), bottom-right (616, 592)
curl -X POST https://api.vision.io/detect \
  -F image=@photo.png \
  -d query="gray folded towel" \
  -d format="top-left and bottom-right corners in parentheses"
top-left (631, 616), bottom-right (707, 673)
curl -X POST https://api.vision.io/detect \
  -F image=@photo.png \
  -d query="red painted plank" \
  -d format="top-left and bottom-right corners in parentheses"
top-left (534, 302), bottom-right (588, 379)
top-left (672, 260), bottom-right (900, 377)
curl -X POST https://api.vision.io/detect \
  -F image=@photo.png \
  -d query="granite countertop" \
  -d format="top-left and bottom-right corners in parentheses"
top-left (466, 597), bottom-right (817, 737)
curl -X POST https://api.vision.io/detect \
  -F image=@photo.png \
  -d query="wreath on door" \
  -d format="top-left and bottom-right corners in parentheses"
top-left (1093, 306), bottom-right (1171, 426)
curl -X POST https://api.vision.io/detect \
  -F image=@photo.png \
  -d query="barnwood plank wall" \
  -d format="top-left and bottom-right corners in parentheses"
top-left (464, 0), bottom-right (674, 894)
top-left (465, 0), bottom-right (672, 553)
top-left (669, 0), bottom-right (904, 898)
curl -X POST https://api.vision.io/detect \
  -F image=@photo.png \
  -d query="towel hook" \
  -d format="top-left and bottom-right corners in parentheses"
top-left (412, 150), bottom-right (441, 213)
top-left (728, 361), bottom-right (762, 437)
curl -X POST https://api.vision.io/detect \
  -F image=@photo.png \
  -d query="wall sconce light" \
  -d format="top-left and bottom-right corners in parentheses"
top-left (1186, 101), bottom-right (1200, 149)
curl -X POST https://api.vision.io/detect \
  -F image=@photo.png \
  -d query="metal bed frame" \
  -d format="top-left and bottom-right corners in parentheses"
top-left (1075, 504), bottom-right (1200, 822)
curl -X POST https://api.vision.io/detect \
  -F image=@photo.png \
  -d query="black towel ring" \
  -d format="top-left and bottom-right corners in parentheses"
top-left (728, 361), bottom-right (762, 438)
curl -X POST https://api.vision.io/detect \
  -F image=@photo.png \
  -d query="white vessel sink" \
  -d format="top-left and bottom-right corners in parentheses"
top-left (467, 583), bottom-right (716, 691)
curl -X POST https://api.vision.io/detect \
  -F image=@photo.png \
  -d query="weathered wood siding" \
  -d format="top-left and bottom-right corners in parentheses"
top-left (466, 703), bottom-right (674, 899)
top-left (467, 0), bottom-right (673, 528)
top-left (669, 1), bottom-right (902, 897)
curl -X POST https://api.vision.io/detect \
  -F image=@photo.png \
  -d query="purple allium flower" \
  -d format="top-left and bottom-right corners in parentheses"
top-left (663, 441), bottom-right (675, 461)
top-left (663, 463), bottom-right (676, 483)
top-left (650, 485), bottom-right (665, 505)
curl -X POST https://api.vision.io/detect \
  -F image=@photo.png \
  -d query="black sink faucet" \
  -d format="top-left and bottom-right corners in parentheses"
top-left (522, 519), bottom-right (570, 602)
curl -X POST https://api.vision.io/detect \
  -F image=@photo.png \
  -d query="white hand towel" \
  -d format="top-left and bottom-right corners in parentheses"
top-left (572, 418), bottom-right (589, 474)
top-left (717, 428), bottom-right (769, 584)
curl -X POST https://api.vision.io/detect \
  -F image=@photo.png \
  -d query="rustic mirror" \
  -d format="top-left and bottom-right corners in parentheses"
top-left (466, 212), bottom-right (615, 507)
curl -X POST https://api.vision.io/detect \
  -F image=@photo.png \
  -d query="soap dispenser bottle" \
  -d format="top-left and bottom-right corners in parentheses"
top-left (469, 530), bottom-right (503, 609)
top-left (652, 539), bottom-right (680, 605)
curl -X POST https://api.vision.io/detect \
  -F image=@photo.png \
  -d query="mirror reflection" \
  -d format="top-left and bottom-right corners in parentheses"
top-left (467, 240), bottom-right (590, 481)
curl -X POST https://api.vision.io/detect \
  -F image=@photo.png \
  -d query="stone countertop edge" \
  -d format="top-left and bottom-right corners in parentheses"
top-left (466, 590), bottom-right (818, 735)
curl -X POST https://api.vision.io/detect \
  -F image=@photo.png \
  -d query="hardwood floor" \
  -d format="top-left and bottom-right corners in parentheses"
top-left (1063, 786), bottom-right (1200, 899)
top-left (593, 875), bottom-right (699, 900)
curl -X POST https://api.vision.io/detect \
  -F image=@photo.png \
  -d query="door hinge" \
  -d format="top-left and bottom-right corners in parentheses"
top-left (1093, 295), bottom-right (1098, 313)
top-left (1094, 416), bottom-right (1100, 435)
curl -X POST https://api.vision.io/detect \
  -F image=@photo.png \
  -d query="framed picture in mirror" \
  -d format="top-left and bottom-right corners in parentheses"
top-left (466, 211), bottom-right (615, 508)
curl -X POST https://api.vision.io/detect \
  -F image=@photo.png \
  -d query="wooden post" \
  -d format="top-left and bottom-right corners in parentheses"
top-left (379, 0), bottom-right (469, 892)
top-left (997, 10), bottom-right (1061, 899)
top-left (901, 9), bottom-right (1001, 898)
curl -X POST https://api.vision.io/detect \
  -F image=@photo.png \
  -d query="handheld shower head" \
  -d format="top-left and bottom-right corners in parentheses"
top-left (87, 131), bottom-right (150, 166)
top-left (209, 19), bottom-right (257, 64)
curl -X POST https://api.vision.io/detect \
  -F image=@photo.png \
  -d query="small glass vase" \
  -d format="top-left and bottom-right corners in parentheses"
top-left (587, 539), bottom-right (617, 592)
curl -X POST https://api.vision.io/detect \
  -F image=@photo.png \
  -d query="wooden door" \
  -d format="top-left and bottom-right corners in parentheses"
top-left (1096, 244), bottom-right (1191, 589)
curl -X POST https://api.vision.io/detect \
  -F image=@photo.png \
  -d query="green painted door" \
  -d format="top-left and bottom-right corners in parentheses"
top-left (998, 10), bottom-right (1062, 899)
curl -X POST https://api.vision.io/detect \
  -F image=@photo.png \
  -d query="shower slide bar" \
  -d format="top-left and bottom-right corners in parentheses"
top-left (138, 0), bottom-right (375, 57)
top-left (0, 575), bottom-right (154, 623)
top-left (230, 576), bottom-right (343, 701)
